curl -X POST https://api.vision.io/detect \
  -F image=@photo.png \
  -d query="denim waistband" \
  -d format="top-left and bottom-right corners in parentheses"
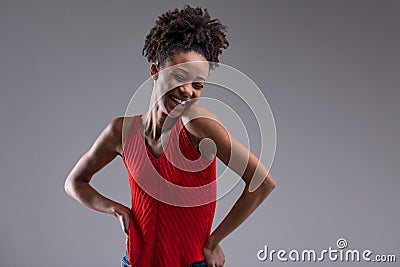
top-left (121, 250), bottom-right (207, 267)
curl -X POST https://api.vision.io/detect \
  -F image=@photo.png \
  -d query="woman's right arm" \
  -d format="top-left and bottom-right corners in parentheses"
top-left (64, 117), bottom-right (131, 234)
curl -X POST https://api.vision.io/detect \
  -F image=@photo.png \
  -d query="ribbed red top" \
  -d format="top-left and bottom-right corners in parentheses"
top-left (121, 114), bottom-right (216, 267)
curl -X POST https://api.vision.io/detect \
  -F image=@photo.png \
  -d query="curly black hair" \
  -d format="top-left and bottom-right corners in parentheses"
top-left (142, 5), bottom-right (229, 69)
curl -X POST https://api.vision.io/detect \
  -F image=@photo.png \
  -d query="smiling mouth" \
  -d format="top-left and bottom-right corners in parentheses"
top-left (169, 95), bottom-right (188, 105)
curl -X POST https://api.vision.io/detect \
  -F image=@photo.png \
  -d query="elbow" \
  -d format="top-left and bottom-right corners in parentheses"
top-left (261, 174), bottom-right (276, 196)
top-left (268, 176), bottom-right (277, 191)
top-left (64, 177), bottom-right (71, 196)
top-left (247, 174), bottom-right (276, 196)
top-left (64, 176), bottom-right (74, 197)
top-left (264, 175), bottom-right (276, 192)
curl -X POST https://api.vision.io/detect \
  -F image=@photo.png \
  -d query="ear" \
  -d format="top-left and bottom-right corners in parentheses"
top-left (150, 63), bottom-right (159, 80)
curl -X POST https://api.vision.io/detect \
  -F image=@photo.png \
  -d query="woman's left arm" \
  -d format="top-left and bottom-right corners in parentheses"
top-left (188, 112), bottom-right (276, 267)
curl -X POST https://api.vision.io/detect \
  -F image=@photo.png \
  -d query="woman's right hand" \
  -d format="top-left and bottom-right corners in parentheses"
top-left (112, 204), bottom-right (131, 235)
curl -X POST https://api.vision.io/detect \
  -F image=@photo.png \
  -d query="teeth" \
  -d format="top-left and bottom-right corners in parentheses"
top-left (171, 95), bottom-right (187, 105)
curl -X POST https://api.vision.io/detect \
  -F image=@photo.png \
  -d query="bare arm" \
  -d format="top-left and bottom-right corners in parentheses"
top-left (186, 111), bottom-right (276, 267)
top-left (64, 117), bottom-right (131, 233)
top-left (206, 132), bottom-right (276, 248)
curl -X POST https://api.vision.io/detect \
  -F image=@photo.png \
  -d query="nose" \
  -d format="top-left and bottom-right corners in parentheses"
top-left (178, 84), bottom-right (193, 98)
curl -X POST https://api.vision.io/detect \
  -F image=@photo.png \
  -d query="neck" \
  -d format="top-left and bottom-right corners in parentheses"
top-left (143, 104), bottom-right (177, 141)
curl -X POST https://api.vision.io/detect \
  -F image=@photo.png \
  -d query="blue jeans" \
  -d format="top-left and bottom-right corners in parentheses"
top-left (121, 250), bottom-right (207, 267)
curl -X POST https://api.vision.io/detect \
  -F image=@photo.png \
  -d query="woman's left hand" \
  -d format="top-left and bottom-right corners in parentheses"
top-left (203, 240), bottom-right (225, 267)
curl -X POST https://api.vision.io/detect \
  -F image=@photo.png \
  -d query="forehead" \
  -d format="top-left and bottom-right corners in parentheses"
top-left (163, 51), bottom-right (209, 79)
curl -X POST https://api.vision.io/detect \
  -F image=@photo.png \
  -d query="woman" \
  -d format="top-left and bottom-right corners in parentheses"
top-left (65, 5), bottom-right (276, 267)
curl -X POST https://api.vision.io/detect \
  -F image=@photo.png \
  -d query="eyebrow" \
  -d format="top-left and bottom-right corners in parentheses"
top-left (174, 67), bottom-right (206, 81)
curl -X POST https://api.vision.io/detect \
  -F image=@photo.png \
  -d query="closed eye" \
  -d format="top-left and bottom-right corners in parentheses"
top-left (192, 82), bottom-right (204, 89)
top-left (173, 74), bottom-right (185, 82)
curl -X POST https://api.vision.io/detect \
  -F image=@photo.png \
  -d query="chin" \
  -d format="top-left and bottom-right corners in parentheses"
top-left (163, 95), bottom-right (186, 117)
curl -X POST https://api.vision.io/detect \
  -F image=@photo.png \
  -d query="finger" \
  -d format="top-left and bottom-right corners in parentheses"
top-left (124, 216), bottom-right (131, 227)
top-left (124, 221), bottom-right (130, 233)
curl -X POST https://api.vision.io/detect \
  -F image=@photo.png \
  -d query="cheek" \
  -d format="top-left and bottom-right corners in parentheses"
top-left (194, 90), bottom-right (202, 98)
top-left (154, 74), bottom-right (172, 95)
top-left (166, 78), bottom-right (181, 92)
top-left (160, 82), bottom-right (179, 98)
top-left (154, 84), bottom-right (171, 100)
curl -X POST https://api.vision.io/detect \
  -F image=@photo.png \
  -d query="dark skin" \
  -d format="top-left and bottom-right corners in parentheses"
top-left (65, 51), bottom-right (276, 267)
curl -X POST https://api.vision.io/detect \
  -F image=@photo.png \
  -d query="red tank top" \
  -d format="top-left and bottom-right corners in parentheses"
top-left (121, 114), bottom-right (217, 267)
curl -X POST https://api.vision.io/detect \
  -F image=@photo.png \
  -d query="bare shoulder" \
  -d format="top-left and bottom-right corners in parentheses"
top-left (104, 116), bottom-right (136, 156)
top-left (181, 105), bottom-right (232, 162)
top-left (181, 105), bottom-right (226, 140)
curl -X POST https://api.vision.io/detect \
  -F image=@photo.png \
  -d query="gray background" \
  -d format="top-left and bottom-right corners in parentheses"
top-left (1, 0), bottom-right (399, 266)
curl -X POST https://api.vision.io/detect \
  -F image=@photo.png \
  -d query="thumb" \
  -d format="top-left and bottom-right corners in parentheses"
top-left (124, 218), bottom-right (131, 234)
